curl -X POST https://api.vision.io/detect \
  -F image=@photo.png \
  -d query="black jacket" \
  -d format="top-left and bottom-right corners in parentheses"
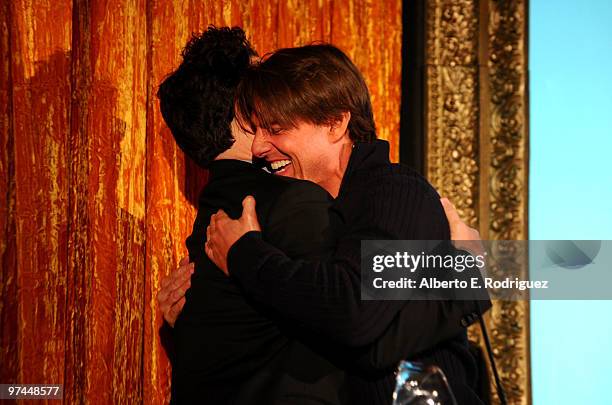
top-left (228, 141), bottom-right (491, 404)
top-left (171, 159), bottom-right (347, 404)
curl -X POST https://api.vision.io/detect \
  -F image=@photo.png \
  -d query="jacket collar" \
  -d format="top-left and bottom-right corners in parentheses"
top-left (338, 140), bottom-right (390, 194)
top-left (207, 159), bottom-right (256, 182)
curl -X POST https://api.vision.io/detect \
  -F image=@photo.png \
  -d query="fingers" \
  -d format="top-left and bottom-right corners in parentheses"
top-left (165, 297), bottom-right (186, 327)
top-left (209, 212), bottom-right (217, 232)
top-left (214, 209), bottom-right (229, 222)
top-left (242, 195), bottom-right (256, 213)
top-left (206, 209), bottom-right (219, 243)
top-left (205, 213), bottom-right (217, 264)
top-left (179, 256), bottom-right (190, 266)
top-left (157, 288), bottom-right (173, 323)
top-left (172, 262), bottom-right (194, 290)
top-left (440, 197), bottom-right (461, 227)
top-left (158, 268), bottom-right (191, 307)
top-left (208, 210), bottom-right (229, 233)
top-left (158, 266), bottom-right (184, 305)
top-left (205, 240), bottom-right (226, 275)
top-left (241, 196), bottom-right (261, 231)
top-left (205, 240), bottom-right (214, 262)
top-left (241, 196), bottom-right (256, 222)
top-left (206, 212), bottom-right (218, 258)
top-left (205, 207), bottom-right (244, 275)
top-left (170, 277), bottom-right (191, 303)
top-left (207, 209), bottom-right (231, 239)
top-left (157, 258), bottom-right (193, 327)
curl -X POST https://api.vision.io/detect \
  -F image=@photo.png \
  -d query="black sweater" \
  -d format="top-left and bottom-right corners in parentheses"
top-left (173, 159), bottom-right (346, 404)
top-left (228, 141), bottom-right (490, 404)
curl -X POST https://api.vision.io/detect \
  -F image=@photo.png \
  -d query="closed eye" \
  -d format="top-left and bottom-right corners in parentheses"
top-left (270, 126), bottom-right (286, 135)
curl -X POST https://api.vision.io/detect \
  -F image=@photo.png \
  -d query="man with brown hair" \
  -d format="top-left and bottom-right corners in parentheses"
top-left (204, 44), bottom-right (490, 404)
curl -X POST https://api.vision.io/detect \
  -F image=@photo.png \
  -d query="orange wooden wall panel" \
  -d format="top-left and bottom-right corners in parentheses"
top-left (4, 0), bottom-right (72, 393)
top-left (0, 0), bottom-right (19, 386)
top-left (63, 0), bottom-right (91, 400)
top-left (86, 0), bottom-right (148, 402)
top-left (1, 1), bottom-right (402, 403)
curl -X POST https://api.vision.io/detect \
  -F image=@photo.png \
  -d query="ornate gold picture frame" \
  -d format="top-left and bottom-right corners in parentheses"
top-left (423, 1), bottom-right (530, 404)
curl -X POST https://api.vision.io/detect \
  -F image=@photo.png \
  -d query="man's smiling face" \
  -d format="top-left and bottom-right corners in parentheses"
top-left (250, 120), bottom-right (335, 186)
top-left (233, 44), bottom-right (375, 196)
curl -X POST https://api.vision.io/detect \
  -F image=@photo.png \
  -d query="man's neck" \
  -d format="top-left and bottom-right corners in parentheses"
top-left (214, 156), bottom-right (252, 163)
top-left (215, 142), bottom-right (252, 162)
top-left (319, 142), bottom-right (353, 198)
top-left (215, 121), bottom-right (254, 162)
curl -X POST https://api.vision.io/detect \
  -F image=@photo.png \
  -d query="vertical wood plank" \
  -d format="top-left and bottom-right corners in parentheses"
top-left (65, 0), bottom-right (92, 400)
top-left (0, 0), bottom-right (19, 386)
top-left (7, 0), bottom-right (72, 392)
top-left (66, 0), bottom-right (148, 402)
top-left (87, 0), bottom-right (148, 402)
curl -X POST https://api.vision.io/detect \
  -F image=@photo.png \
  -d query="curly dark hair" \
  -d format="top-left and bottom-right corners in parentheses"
top-left (157, 26), bottom-right (256, 167)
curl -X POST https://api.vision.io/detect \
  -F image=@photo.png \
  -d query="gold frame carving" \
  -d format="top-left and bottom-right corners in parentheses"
top-left (424, 1), bottom-right (531, 404)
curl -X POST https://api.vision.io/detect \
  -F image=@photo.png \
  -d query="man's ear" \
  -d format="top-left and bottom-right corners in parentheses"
top-left (329, 111), bottom-right (351, 143)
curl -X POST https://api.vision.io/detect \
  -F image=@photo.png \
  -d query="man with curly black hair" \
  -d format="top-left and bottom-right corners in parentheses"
top-left (157, 27), bottom-right (348, 404)
top-left (158, 26), bottom-right (254, 168)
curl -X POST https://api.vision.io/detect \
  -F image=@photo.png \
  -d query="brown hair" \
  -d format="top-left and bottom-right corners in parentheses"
top-left (236, 44), bottom-right (376, 143)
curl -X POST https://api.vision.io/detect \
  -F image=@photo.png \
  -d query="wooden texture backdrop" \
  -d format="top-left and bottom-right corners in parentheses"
top-left (0, 1), bottom-right (401, 403)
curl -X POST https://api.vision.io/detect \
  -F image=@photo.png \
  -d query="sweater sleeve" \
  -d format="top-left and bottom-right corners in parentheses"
top-left (227, 174), bottom-right (488, 349)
